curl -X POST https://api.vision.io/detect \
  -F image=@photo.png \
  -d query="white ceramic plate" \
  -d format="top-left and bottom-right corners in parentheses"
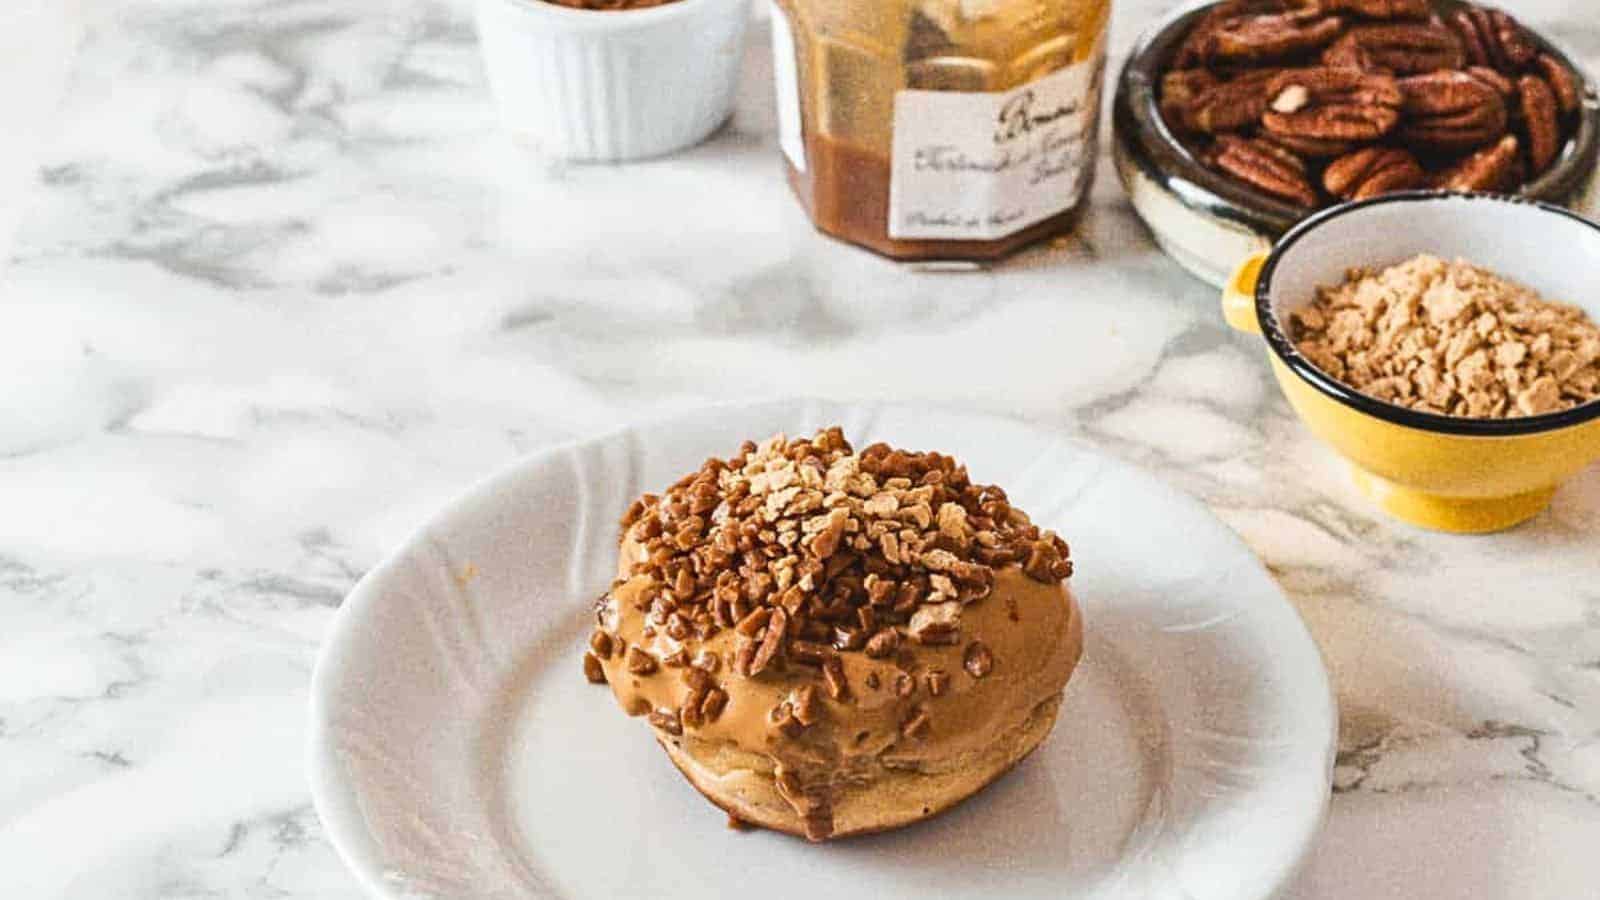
top-left (308, 399), bottom-right (1335, 900)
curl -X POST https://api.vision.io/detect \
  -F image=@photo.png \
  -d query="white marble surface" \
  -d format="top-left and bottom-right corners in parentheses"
top-left (0, 0), bottom-right (1597, 897)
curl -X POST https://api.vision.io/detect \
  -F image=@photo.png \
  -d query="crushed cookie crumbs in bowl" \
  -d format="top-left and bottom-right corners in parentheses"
top-left (1221, 191), bottom-right (1600, 533)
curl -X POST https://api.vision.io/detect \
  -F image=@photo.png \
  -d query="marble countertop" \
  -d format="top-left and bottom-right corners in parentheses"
top-left (2, 0), bottom-right (1597, 896)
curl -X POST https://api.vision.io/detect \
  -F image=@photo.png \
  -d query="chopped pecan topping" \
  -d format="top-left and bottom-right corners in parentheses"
top-left (1398, 70), bottom-right (1508, 152)
top-left (1321, 23), bottom-right (1464, 75)
top-left (1323, 146), bottom-right (1424, 200)
top-left (964, 641), bottom-right (995, 679)
top-left (907, 600), bottom-right (963, 645)
top-left (649, 708), bottom-right (683, 736)
top-left (680, 668), bottom-right (713, 727)
top-left (789, 639), bottom-right (832, 665)
top-left (701, 687), bottom-right (729, 722)
top-left (769, 702), bottom-right (804, 737)
top-left (1020, 535), bottom-right (1075, 583)
top-left (589, 629), bottom-right (614, 659)
top-left (734, 607), bottom-right (772, 637)
top-left (583, 652), bottom-right (607, 684)
top-left (894, 672), bottom-right (917, 698)
top-left (626, 646), bottom-right (658, 676)
top-left (821, 655), bottom-right (850, 701)
top-left (901, 706), bottom-right (932, 739)
top-left (601, 428), bottom-right (1072, 708)
top-left (791, 684), bottom-right (820, 725)
top-left (864, 627), bottom-right (902, 659)
top-left (1517, 74), bottom-right (1562, 175)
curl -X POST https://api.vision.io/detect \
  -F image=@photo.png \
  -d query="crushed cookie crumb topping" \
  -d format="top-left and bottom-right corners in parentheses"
top-left (1293, 255), bottom-right (1600, 418)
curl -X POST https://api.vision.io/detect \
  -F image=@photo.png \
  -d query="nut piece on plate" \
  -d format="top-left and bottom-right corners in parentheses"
top-left (1291, 255), bottom-right (1600, 418)
top-left (1262, 68), bottom-right (1402, 156)
top-left (1322, 23), bottom-right (1465, 75)
top-left (1323, 146), bottom-right (1425, 200)
top-left (584, 428), bottom-right (1083, 841)
top-left (1205, 135), bottom-right (1321, 206)
top-left (1398, 70), bottom-right (1508, 153)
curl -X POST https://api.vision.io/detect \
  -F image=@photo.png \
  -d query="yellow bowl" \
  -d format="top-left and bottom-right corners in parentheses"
top-left (1223, 192), bottom-right (1600, 534)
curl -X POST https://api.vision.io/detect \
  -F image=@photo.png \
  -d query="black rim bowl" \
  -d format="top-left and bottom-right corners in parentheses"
top-left (1112, 0), bottom-right (1600, 240)
top-left (1255, 191), bottom-right (1600, 438)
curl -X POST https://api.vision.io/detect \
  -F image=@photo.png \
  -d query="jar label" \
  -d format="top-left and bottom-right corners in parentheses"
top-left (769, 2), bottom-right (807, 173)
top-left (887, 47), bottom-right (1105, 241)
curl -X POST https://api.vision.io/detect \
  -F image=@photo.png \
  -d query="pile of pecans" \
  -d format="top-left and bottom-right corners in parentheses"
top-left (1159, 0), bottom-right (1586, 208)
top-left (1291, 255), bottom-right (1600, 417)
top-left (585, 428), bottom-right (1071, 727)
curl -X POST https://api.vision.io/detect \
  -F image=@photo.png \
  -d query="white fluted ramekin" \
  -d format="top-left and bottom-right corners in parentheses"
top-left (476, 0), bottom-right (749, 162)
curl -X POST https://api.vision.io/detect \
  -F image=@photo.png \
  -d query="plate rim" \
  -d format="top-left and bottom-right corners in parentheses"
top-left (307, 397), bottom-right (1337, 900)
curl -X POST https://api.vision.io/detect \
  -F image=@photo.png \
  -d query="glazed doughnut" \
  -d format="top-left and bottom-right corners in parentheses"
top-left (584, 428), bottom-right (1082, 841)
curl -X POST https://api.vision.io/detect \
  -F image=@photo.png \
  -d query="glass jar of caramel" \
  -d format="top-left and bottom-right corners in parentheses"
top-left (769, 0), bottom-right (1111, 261)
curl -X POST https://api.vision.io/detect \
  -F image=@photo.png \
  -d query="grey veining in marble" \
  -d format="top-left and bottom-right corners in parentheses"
top-left (1, 0), bottom-right (1598, 896)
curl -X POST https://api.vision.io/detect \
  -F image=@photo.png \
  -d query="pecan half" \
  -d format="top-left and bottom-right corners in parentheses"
top-left (1262, 68), bottom-right (1402, 150)
top-left (1464, 65), bottom-right (1515, 99)
top-left (1203, 11), bottom-right (1347, 65)
top-left (1175, 0), bottom-right (1298, 68)
top-left (1205, 135), bottom-right (1320, 206)
top-left (1517, 74), bottom-right (1562, 176)
top-left (1449, 6), bottom-right (1536, 74)
top-left (1398, 70), bottom-right (1508, 152)
top-left (1324, 146), bottom-right (1425, 200)
top-left (1289, 0), bottom-right (1427, 19)
top-left (1534, 54), bottom-right (1583, 118)
top-left (1160, 69), bottom-right (1220, 133)
top-left (1169, 68), bottom-right (1280, 134)
top-left (1433, 134), bottom-right (1521, 192)
top-left (1273, 133), bottom-right (1359, 157)
top-left (1321, 23), bottom-right (1465, 75)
